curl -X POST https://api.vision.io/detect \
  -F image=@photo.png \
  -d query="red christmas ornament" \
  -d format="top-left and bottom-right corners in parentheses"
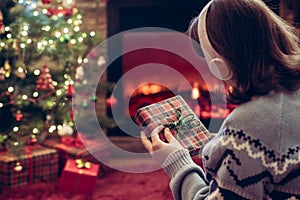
top-left (47, 6), bottom-right (75, 17)
top-left (0, 11), bottom-right (4, 34)
top-left (36, 65), bottom-right (55, 91)
top-left (42, 0), bottom-right (51, 4)
top-left (66, 84), bottom-right (74, 98)
top-left (106, 95), bottom-right (118, 108)
top-left (89, 50), bottom-right (98, 60)
top-left (29, 135), bottom-right (37, 145)
top-left (15, 110), bottom-right (23, 122)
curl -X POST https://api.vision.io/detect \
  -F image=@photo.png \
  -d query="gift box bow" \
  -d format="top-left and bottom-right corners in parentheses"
top-left (75, 159), bottom-right (91, 169)
top-left (164, 108), bottom-right (201, 134)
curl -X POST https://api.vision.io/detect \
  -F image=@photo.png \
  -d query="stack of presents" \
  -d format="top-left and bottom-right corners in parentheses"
top-left (0, 133), bottom-right (110, 196)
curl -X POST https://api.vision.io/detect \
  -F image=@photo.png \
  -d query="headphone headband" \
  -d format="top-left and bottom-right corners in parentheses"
top-left (197, 1), bottom-right (233, 81)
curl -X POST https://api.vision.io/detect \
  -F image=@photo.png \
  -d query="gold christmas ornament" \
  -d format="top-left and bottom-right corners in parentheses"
top-left (14, 62), bottom-right (27, 79)
top-left (13, 162), bottom-right (23, 172)
top-left (3, 60), bottom-right (12, 78)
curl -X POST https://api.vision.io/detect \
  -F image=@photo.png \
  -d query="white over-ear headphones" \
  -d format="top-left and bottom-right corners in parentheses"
top-left (197, 1), bottom-right (233, 81)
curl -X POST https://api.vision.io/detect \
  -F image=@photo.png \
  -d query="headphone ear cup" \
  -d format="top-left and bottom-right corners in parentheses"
top-left (208, 58), bottom-right (233, 81)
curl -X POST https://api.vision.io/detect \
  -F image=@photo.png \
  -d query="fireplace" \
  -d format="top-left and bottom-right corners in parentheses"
top-left (106, 0), bottom-right (220, 136)
top-left (105, 0), bottom-right (283, 136)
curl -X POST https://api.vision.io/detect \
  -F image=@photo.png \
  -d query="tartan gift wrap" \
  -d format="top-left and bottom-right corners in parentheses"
top-left (0, 145), bottom-right (58, 190)
top-left (58, 159), bottom-right (99, 195)
top-left (135, 95), bottom-right (214, 156)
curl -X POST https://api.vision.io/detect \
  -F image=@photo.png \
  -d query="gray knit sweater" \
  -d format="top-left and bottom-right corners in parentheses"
top-left (163, 90), bottom-right (300, 200)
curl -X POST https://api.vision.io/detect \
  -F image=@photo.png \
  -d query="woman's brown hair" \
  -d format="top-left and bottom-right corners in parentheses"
top-left (188, 0), bottom-right (300, 104)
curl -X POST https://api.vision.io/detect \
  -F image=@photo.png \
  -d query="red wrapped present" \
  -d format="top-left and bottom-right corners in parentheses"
top-left (135, 95), bottom-right (214, 156)
top-left (58, 159), bottom-right (99, 195)
top-left (41, 136), bottom-right (110, 176)
top-left (0, 145), bottom-right (58, 190)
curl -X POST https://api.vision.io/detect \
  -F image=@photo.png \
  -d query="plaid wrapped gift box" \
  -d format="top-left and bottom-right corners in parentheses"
top-left (0, 145), bottom-right (58, 190)
top-left (135, 95), bottom-right (214, 156)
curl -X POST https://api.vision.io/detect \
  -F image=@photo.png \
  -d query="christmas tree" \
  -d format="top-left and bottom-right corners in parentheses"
top-left (0, 0), bottom-right (113, 150)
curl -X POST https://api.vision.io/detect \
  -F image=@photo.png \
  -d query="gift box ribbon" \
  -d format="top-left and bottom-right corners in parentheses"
top-left (25, 146), bottom-right (33, 185)
top-left (163, 108), bottom-right (200, 133)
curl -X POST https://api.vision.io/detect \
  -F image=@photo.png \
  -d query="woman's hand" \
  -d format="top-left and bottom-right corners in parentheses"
top-left (141, 125), bottom-right (184, 166)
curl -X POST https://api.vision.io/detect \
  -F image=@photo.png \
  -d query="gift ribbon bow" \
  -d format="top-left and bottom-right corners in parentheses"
top-left (163, 109), bottom-right (200, 132)
top-left (75, 159), bottom-right (91, 169)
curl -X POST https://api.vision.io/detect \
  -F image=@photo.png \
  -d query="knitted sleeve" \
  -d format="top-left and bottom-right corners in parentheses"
top-left (162, 148), bottom-right (210, 200)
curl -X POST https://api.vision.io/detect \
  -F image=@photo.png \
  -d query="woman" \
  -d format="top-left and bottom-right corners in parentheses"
top-left (141, 0), bottom-right (300, 199)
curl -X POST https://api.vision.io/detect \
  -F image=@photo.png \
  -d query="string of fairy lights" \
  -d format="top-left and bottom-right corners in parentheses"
top-left (0, 0), bottom-right (102, 141)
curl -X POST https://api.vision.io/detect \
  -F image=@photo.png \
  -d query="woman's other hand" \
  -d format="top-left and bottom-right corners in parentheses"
top-left (141, 125), bottom-right (184, 166)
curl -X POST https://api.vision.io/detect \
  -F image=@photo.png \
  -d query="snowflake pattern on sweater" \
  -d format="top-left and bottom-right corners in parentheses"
top-left (203, 128), bottom-right (300, 199)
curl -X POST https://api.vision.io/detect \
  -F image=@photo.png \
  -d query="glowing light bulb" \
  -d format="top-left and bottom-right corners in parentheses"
top-left (17, 67), bottom-right (24, 73)
top-left (37, 42), bottom-right (42, 49)
top-left (63, 28), bottom-right (69, 33)
top-left (34, 69), bottom-right (40, 75)
top-left (33, 92), bottom-right (39, 97)
top-left (13, 127), bottom-right (19, 132)
top-left (20, 43), bottom-right (26, 48)
top-left (57, 125), bottom-right (63, 131)
top-left (44, 25), bottom-right (51, 31)
top-left (32, 128), bottom-right (39, 134)
top-left (33, 11), bottom-right (39, 16)
top-left (74, 26), bottom-right (80, 32)
top-left (55, 32), bottom-right (61, 38)
top-left (56, 90), bottom-right (62, 96)
top-left (49, 125), bottom-right (56, 133)
top-left (70, 39), bottom-right (76, 44)
top-left (21, 31), bottom-right (28, 36)
top-left (22, 95), bottom-right (28, 100)
top-left (77, 56), bottom-right (82, 64)
top-left (78, 37), bottom-right (83, 43)
top-left (90, 31), bottom-right (96, 37)
top-left (0, 103), bottom-right (3, 108)
top-left (8, 87), bottom-right (14, 93)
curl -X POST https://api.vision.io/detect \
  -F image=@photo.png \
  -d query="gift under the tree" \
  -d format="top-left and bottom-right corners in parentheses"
top-left (0, 145), bottom-right (58, 190)
top-left (135, 95), bottom-right (214, 156)
top-left (41, 135), bottom-right (110, 176)
top-left (58, 158), bottom-right (99, 195)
